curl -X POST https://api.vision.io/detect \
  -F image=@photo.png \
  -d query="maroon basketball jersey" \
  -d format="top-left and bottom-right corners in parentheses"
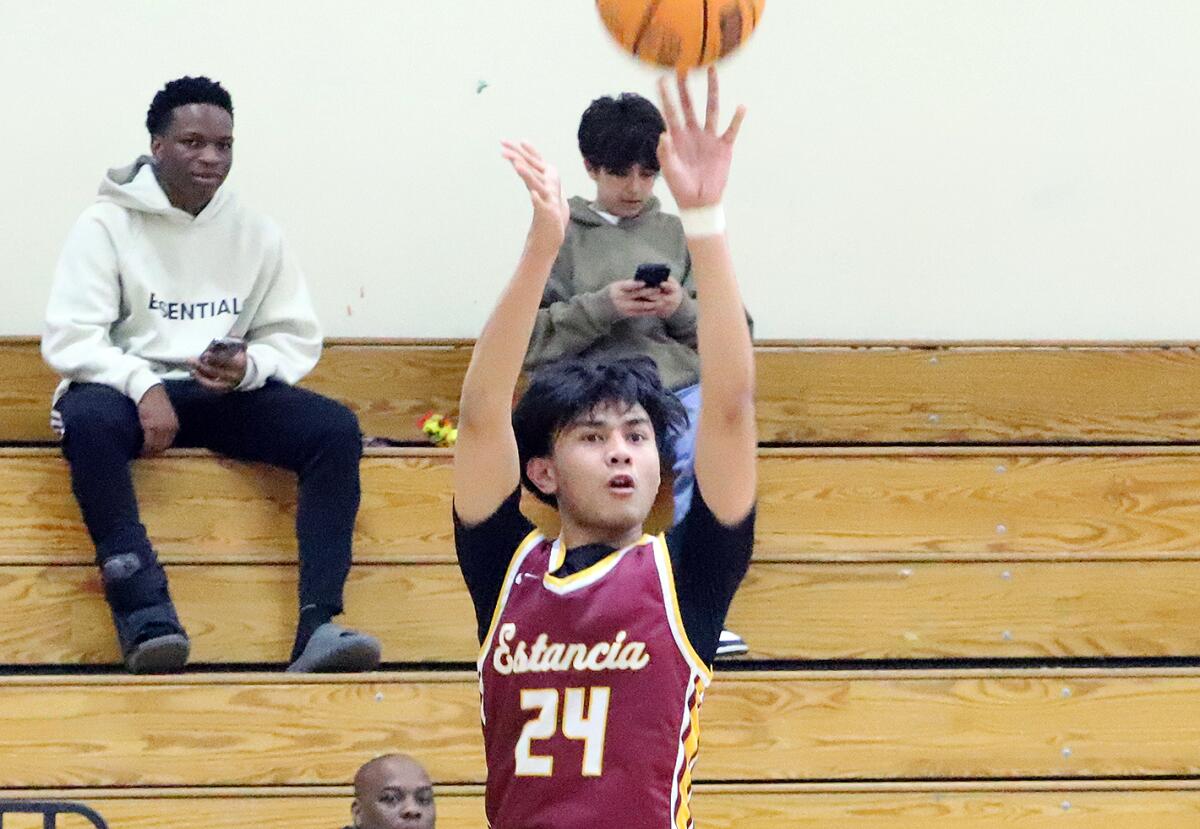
top-left (478, 531), bottom-right (712, 829)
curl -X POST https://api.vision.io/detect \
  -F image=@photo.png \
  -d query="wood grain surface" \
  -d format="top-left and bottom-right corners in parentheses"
top-left (13, 783), bottom-right (1200, 829)
top-left (5, 670), bottom-right (1200, 786)
top-left (7, 338), bottom-right (1200, 444)
top-left (8, 447), bottom-right (1200, 564)
top-left (4, 559), bottom-right (1200, 664)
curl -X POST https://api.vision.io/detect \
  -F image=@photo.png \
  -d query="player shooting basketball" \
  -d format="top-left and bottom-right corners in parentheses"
top-left (453, 68), bottom-right (752, 828)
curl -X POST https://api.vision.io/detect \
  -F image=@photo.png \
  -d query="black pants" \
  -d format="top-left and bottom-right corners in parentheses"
top-left (56, 380), bottom-right (362, 620)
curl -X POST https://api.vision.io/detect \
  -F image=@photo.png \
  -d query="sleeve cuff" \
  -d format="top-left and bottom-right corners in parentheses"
top-left (665, 292), bottom-right (699, 333)
top-left (236, 349), bottom-right (269, 391)
top-left (577, 288), bottom-right (621, 327)
top-left (128, 371), bottom-right (163, 404)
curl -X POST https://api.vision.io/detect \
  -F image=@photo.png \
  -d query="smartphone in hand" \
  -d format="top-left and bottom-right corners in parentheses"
top-left (635, 263), bottom-right (670, 288)
top-left (202, 336), bottom-right (247, 363)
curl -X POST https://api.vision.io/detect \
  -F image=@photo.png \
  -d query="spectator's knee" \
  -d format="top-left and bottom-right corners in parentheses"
top-left (313, 399), bottom-right (362, 457)
top-left (59, 386), bottom-right (141, 454)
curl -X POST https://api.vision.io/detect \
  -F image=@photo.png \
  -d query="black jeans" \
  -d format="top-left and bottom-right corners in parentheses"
top-left (56, 380), bottom-right (362, 617)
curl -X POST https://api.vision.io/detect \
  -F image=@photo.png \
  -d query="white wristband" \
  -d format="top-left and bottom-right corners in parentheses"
top-left (678, 204), bottom-right (726, 238)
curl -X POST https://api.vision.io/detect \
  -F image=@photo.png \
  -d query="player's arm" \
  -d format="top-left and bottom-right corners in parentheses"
top-left (657, 69), bottom-right (755, 525)
top-left (454, 141), bottom-right (569, 525)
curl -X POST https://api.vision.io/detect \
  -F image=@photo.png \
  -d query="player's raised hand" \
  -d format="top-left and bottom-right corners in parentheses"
top-left (501, 140), bottom-right (569, 257)
top-left (656, 67), bottom-right (746, 210)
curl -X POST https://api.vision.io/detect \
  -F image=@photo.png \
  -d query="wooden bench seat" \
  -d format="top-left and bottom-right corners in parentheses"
top-left (7, 338), bottom-right (1200, 444)
top-left (4, 669), bottom-right (1200, 787)
top-left (13, 781), bottom-right (1200, 829)
top-left (8, 338), bottom-right (1200, 822)
top-left (5, 557), bottom-right (1200, 665)
top-left (8, 445), bottom-right (1200, 566)
top-left (4, 444), bottom-right (1200, 664)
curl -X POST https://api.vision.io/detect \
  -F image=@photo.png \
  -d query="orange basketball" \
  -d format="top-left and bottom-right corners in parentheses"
top-left (595, 0), bottom-right (766, 69)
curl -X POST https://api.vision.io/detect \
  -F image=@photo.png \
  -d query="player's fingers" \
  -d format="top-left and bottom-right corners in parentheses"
top-left (517, 142), bottom-right (548, 173)
top-left (503, 140), bottom-right (547, 174)
top-left (722, 105), bottom-right (748, 145)
top-left (657, 77), bottom-right (684, 135)
top-left (677, 71), bottom-right (699, 129)
top-left (505, 156), bottom-right (538, 187)
top-left (704, 66), bottom-right (720, 132)
top-left (657, 134), bottom-right (685, 182)
top-left (501, 141), bottom-right (546, 176)
top-left (656, 133), bottom-right (673, 169)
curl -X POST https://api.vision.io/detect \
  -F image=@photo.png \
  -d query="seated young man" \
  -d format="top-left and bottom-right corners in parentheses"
top-left (42, 76), bottom-right (380, 674)
top-left (524, 89), bottom-right (751, 657)
top-left (454, 69), bottom-right (753, 828)
top-left (525, 91), bottom-right (704, 521)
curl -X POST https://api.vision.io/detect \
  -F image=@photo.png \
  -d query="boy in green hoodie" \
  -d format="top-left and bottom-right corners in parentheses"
top-left (522, 92), bottom-right (748, 656)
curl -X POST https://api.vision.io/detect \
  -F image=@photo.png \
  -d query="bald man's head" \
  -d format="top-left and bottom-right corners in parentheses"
top-left (351, 754), bottom-right (435, 829)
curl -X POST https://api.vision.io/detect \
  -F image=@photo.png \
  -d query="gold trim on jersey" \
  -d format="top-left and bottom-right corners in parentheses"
top-left (651, 534), bottom-right (715, 685)
top-left (541, 533), bottom-right (655, 594)
top-left (673, 679), bottom-right (705, 829)
top-left (668, 673), bottom-right (705, 829)
top-left (477, 529), bottom-right (546, 669)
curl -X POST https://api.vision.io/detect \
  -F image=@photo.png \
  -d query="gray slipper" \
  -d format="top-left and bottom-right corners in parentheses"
top-left (287, 623), bottom-right (381, 673)
top-left (126, 633), bottom-right (190, 674)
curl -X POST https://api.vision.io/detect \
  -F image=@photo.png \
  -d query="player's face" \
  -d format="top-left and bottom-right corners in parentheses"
top-left (546, 402), bottom-right (662, 536)
top-left (587, 162), bottom-right (659, 218)
top-left (150, 103), bottom-right (233, 215)
top-left (352, 758), bottom-right (436, 829)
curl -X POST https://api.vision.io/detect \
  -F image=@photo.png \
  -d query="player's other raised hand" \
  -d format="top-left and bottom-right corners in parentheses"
top-left (501, 140), bottom-right (569, 258)
top-left (656, 67), bottom-right (746, 210)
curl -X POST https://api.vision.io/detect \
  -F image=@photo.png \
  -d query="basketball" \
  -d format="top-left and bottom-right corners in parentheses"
top-left (595, 0), bottom-right (765, 69)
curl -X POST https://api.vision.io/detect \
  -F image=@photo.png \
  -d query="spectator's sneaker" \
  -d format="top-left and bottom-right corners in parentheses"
top-left (125, 633), bottom-right (190, 674)
top-left (715, 629), bottom-right (749, 658)
top-left (111, 600), bottom-right (189, 673)
top-left (287, 623), bottom-right (381, 673)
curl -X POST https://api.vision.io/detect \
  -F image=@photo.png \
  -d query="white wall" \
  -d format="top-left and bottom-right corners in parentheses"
top-left (3, 1), bottom-right (1199, 340)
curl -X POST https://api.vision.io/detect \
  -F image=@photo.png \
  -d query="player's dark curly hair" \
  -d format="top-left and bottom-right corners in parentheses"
top-left (146, 76), bottom-right (233, 136)
top-left (513, 356), bottom-right (688, 506)
top-left (577, 93), bottom-right (666, 175)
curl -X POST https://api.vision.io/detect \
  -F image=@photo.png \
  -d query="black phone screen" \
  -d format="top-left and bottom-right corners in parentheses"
top-left (635, 263), bottom-right (670, 287)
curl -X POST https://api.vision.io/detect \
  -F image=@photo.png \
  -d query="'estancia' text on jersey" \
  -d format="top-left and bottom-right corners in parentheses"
top-left (491, 622), bottom-right (652, 675)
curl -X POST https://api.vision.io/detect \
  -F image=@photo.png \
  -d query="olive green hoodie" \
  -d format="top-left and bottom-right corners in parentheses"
top-left (524, 196), bottom-right (701, 390)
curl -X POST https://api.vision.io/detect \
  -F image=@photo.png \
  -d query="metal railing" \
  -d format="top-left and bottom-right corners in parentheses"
top-left (0, 801), bottom-right (109, 829)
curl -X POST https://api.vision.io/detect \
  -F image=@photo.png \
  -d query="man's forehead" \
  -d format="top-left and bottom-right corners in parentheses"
top-left (358, 756), bottom-right (431, 791)
top-left (566, 401), bottom-right (649, 427)
top-left (167, 103), bottom-right (233, 135)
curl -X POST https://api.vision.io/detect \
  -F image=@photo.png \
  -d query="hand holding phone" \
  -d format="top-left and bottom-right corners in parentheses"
top-left (634, 263), bottom-right (670, 289)
top-left (191, 337), bottom-right (247, 393)
top-left (202, 336), bottom-right (247, 365)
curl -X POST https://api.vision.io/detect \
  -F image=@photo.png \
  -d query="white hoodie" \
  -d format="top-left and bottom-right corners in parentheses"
top-left (43, 157), bottom-right (322, 406)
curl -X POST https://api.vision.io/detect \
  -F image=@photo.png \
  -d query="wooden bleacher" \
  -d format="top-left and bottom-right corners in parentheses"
top-left (6, 337), bottom-right (1200, 827)
top-left (17, 783), bottom-right (1200, 829)
top-left (7, 337), bottom-right (1200, 445)
top-left (6, 445), bottom-right (1200, 664)
top-left (8, 670), bottom-right (1200, 784)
